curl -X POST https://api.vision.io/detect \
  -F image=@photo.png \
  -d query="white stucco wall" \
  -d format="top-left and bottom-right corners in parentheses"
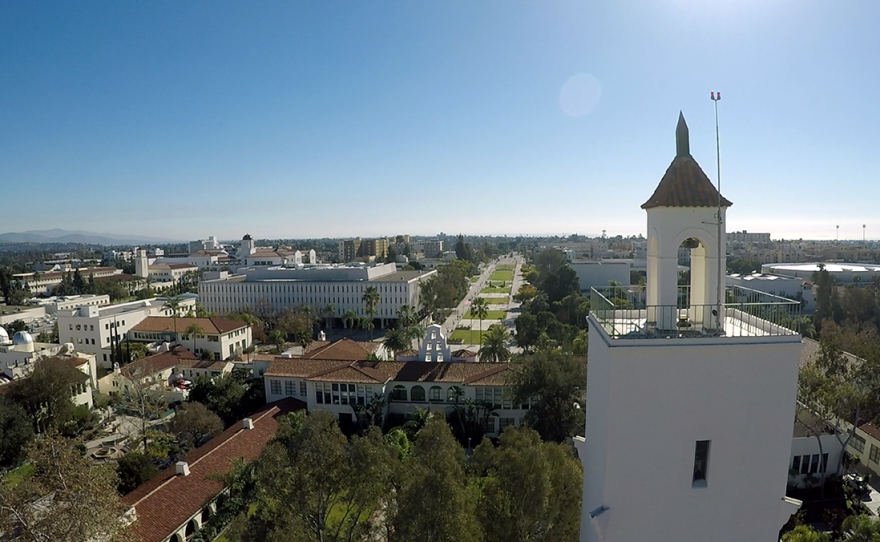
top-left (581, 319), bottom-right (802, 542)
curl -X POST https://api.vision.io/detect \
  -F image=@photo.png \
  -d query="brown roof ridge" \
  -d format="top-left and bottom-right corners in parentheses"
top-left (126, 402), bottom-right (280, 510)
top-left (349, 363), bottom-right (391, 383)
top-left (463, 364), bottom-right (509, 385)
top-left (641, 155), bottom-right (732, 210)
top-left (305, 360), bottom-right (362, 379)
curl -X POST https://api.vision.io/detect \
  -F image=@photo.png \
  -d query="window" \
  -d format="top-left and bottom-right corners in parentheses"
top-left (809, 454), bottom-right (820, 474)
top-left (429, 386), bottom-right (442, 402)
top-left (270, 380), bottom-right (281, 395)
top-left (300, 381), bottom-right (307, 396)
top-left (499, 417), bottom-right (515, 431)
top-left (870, 444), bottom-right (880, 464)
top-left (411, 385), bottom-right (425, 402)
top-left (852, 434), bottom-right (867, 453)
top-left (425, 354), bottom-right (432, 362)
top-left (392, 385), bottom-right (408, 401)
top-left (285, 380), bottom-right (295, 396)
top-left (693, 440), bottom-right (710, 487)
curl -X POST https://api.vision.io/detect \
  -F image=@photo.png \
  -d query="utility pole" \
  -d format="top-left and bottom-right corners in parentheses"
top-left (836, 225), bottom-right (840, 242)
top-left (711, 91), bottom-right (723, 333)
top-left (864, 224), bottom-right (866, 242)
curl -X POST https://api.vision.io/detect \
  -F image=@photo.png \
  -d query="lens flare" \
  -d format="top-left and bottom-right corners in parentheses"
top-left (560, 73), bottom-right (601, 117)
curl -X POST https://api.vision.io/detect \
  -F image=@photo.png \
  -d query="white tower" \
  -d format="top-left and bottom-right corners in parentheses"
top-left (134, 249), bottom-right (149, 279)
top-left (238, 234), bottom-right (255, 260)
top-left (579, 114), bottom-right (802, 542)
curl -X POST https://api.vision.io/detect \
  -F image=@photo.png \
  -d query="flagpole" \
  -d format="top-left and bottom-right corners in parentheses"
top-left (711, 91), bottom-right (723, 333)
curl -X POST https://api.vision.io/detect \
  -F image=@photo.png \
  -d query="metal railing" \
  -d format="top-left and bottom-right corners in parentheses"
top-left (590, 285), bottom-right (803, 339)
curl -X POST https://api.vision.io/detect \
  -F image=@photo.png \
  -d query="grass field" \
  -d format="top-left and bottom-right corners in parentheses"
top-left (490, 270), bottom-right (514, 281)
top-left (450, 329), bottom-right (492, 344)
top-left (481, 287), bottom-right (511, 294)
top-left (479, 297), bottom-right (508, 305)
top-left (463, 310), bottom-right (506, 320)
top-left (496, 264), bottom-right (515, 271)
top-left (470, 276), bottom-right (480, 283)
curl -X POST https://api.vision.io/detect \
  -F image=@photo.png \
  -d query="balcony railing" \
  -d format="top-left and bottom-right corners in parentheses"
top-left (590, 285), bottom-right (803, 339)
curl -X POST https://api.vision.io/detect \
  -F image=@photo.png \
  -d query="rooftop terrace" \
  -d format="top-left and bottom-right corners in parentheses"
top-left (590, 285), bottom-right (803, 340)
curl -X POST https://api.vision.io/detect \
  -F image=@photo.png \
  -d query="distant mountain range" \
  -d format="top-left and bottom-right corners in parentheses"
top-left (0, 229), bottom-right (180, 246)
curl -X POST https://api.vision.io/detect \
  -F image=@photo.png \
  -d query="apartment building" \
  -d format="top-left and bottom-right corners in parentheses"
top-left (57, 297), bottom-right (196, 368)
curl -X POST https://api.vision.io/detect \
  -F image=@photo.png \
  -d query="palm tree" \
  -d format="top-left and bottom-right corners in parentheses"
top-left (267, 329), bottom-right (285, 354)
top-left (479, 324), bottom-right (510, 363)
top-left (342, 309), bottom-right (358, 336)
top-left (165, 297), bottom-right (182, 345)
top-left (383, 328), bottom-right (409, 360)
top-left (184, 322), bottom-right (205, 357)
top-left (396, 304), bottom-right (423, 348)
top-left (322, 304), bottom-right (335, 340)
top-left (470, 297), bottom-right (489, 346)
top-left (360, 317), bottom-right (375, 341)
top-left (362, 286), bottom-right (380, 340)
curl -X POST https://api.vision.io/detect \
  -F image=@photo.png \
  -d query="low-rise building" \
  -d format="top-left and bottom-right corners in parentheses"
top-left (727, 273), bottom-right (815, 313)
top-left (129, 316), bottom-right (252, 361)
top-left (122, 398), bottom-right (304, 542)
top-left (30, 294), bottom-right (110, 314)
top-left (97, 346), bottom-right (195, 403)
top-left (12, 267), bottom-right (122, 295)
top-left (57, 297), bottom-right (197, 369)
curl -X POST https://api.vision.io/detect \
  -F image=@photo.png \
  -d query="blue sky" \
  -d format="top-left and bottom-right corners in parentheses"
top-left (2, 0), bottom-right (879, 241)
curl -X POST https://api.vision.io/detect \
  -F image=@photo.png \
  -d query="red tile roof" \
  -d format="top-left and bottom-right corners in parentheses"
top-left (121, 347), bottom-right (194, 379)
top-left (132, 317), bottom-right (248, 335)
top-left (123, 398), bottom-right (304, 542)
top-left (641, 156), bottom-right (732, 210)
top-left (265, 358), bottom-right (510, 386)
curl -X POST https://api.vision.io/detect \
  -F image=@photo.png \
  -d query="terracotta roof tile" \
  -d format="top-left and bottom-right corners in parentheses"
top-left (641, 156), bottom-right (732, 210)
top-left (132, 317), bottom-right (248, 335)
top-left (264, 358), bottom-right (511, 385)
top-left (301, 339), bottom-right (373, 361)
top-left (451, 349), bottom-right (478, 358)
top-left (123, 399), bottom-right (304, 542)
top-left (121, 347), bottom-right (194, 378)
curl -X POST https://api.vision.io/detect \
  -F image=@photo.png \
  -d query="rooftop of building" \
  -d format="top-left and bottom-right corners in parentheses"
top-left (132, 316), bottom-right (249, 335)
top-left (765, 262), bottom-right (880, 273)
top-left (122, 398), bottom-right (304, 542)
top-left (119, 346), bottom-right (195, 378)
top-left (264, 358), bottom-right (512, 386)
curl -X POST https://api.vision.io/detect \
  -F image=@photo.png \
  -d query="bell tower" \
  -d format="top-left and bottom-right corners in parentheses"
top-left (579, 113), bottom-right (803, 542)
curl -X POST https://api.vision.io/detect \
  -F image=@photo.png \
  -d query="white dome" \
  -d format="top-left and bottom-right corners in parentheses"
top-left (12, 331), bottom-right (34, 345)
top-left (0, 327), bottom-right (8, 342)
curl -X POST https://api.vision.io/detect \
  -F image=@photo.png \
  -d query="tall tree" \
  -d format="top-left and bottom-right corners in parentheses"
top-left (167, 401), bottom-right (224, 450)
top-left (6, 359), bottom-right (81, 434)
top-left (116, 451), bottom-right (159, 495)
top-left (508, 349), bottom-right (586, 443)
top-left (0, 398), bottom-right (34, 469)
top-left (359, 317), bottom-right (375, 342)
top-left (470, 297), bottom-right (489, 346)
top-left (479, 324), bottom-right (510, 363)
top-left (472, 427), bottom-right (582, 542)
top-left (780, 526), bottom-right (830, 542)
top-left (362, 286), bottom-right (380, 340)
top-left (392, 416), bottom-right (481, 542)
top-left (382, 327), bottom-right (409, 359)
top-left (0, 434), bottom-right (133, 542)
top-left (322, 304), bottom-right (335, 340)
top-left (185, 321), bottom-right (205, 356)
top-left (342, 309), bottom-right (358, 336)
top-left (267, 329), bottom-right (285, 353)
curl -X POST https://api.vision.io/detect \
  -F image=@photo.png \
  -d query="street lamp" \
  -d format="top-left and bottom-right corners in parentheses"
top-left (836, 225), bottom-right (840, 242)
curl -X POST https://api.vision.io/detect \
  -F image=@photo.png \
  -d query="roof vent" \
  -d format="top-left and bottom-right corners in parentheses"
top-left (281, 352), bottom-right (292, 359)
top-left (175, 461), bottom-right (190, 476)
top-left (242, 418), bottom-right (254, 430)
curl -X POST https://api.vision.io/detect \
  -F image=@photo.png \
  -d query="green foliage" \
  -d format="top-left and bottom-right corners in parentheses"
top-left (727, 258), bottom-right (762, 275)
top-left (513, 283), bottom-right (537, 303)
top-left (421, 260), bottom-right (475, 316)
top-left (382, 327), bottom-right (409, 358)
top-left (0, 398), bottom-right (34, 469)
top-left (841, 514), bottom-right (880, 541)
top-left (392, 416), bottom-right (481, 542)
top-left (6, 358), bottom-right (81, 433)
top-left (188, 372), bottom-right (265, 427)
top-left (479, 324), bottom-right (511, 363)
top-left (116, 451), bottom-right (159, 495)
top-left (167, 401), bottom-right (224, 449)
top-left (508, 349), bottom-right (586, 443)
top-left (780, 525), bottom-right (830, 542)
top-left (471, 427), bottom-right (582, 542)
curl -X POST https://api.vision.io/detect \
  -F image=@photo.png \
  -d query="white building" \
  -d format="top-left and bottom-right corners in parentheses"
top-left (135, 249), bottom-right (199, 289)
top-left (198, 263), bottom-right (435, 326)
top-left (0, 328), bottom-right (96, 408)
top-left (728, 230), bottom-right (772, 244)
top-left (263, 334), bottom-right (529, 437)
top-left (57, 297), bottom-right (196, 368)
top-left (30, 294), bottom-right (110, 314)
top-left (569, 260), bottom-right (632, 292)
top-left (12, 267), bottom-right (122, 295)
top-left (578, 113), bottom-right (803, 542)
top-left (727, 273), bottom-right (815, 313)
top-left (762, 262), bottom-right (880, 284)
top-left (128, 316), bottom-right (252, 361)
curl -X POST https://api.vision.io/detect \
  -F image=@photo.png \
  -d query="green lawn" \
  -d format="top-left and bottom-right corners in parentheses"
top-left (481, 287), bottom-right (512, 294)
top-left (2, 464), bottom-right (33, 487)
top-left (470, 276), bottom-right (480, 283)
top-left (490, 270), bottom-right (514, 281)
top-left (463, 310), bottom-right (506, 320)
top-left (450, 329), bottom-right (493, 344)
top-left (479, 297), bottom-right (508, 305)
top-left (496, 264), bottom-right (515, 271)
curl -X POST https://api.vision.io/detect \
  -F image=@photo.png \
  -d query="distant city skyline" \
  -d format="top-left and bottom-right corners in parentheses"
top-left (3, 1), bottom-right (879, 241)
